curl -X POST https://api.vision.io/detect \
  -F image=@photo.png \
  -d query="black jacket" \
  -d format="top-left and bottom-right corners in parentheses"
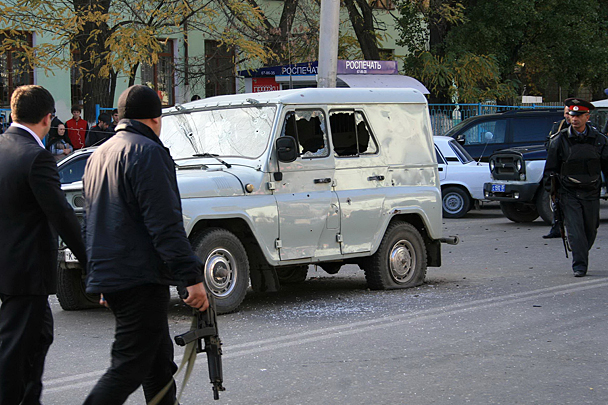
top-left (544, 123), bottom-right (608, 200)
top-left (85, 125), bottom-right (114, 147)
top-left (82, 119), bottom-right (202, 293)
top-left (0, 126), bottom-right (86, 295)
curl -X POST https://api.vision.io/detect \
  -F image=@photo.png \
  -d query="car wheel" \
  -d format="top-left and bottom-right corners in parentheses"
top-left (320, 262), bottom-right (342, 275)
top-left (276, 266), bottom-right (309, 284)
top-left (56, 264), bottom-right (100, 310)
top-left (536, 188), bottom-right (553, 225)
top-left (500, 201), bottom-right (539, 223)
top-left (442, 186), bottom-right (471, 218)
top-left (364, 221), bottom-right (427, 290)
top-left (191, 228), bottom-right (249, 314)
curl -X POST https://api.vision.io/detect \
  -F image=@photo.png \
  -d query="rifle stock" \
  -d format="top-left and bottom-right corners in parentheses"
top-left (550, 173), bottom-right (572, 258)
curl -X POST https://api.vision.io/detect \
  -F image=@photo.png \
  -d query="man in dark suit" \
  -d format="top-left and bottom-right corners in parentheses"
top-left (0, 85), bottom-right (86, 404)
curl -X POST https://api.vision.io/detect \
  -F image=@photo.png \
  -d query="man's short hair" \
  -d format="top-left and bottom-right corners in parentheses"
top-left (10, 85), bottom-right (55, 125)
top-left (112, 108), bottom-right (118, 115)
top-left (71, 104), bottom-right (82, 113)
top-left (98, 113), bottom-right (112, 125)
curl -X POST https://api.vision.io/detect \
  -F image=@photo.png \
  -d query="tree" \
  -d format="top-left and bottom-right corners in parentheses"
top-left (0, 0), bottom-right (268, 121)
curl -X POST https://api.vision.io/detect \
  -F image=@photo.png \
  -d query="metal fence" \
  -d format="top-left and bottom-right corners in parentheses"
top-left (428, 103), bottom-right (563, 137)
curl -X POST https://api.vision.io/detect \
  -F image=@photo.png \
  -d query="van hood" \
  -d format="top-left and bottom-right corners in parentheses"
top-left (175, 163), bottom-right (265, 198)
top-left (492, 144), bottom-right (548, 161)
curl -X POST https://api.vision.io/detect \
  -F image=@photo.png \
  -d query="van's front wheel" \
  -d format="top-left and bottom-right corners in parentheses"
top-left (364, 222), bottom-right (427, 290)
top-left (191, 228), bottom-right (250, 314)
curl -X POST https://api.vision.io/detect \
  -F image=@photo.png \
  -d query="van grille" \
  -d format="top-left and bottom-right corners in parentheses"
top-left (490, 153), bottom-right (524, 181)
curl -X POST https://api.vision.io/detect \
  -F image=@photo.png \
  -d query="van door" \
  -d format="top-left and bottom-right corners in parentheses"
top-left (274, 109), bottom-right (342, 261)
top-left (329, 110), bottom-right (385, 254)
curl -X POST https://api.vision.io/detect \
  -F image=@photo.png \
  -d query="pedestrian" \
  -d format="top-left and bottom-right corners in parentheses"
top-left (85, 113), bottom-right (113, 147)
top-left (543, 105), bottom-right (571, 239)
top-left (109, 108), bottom-right (119, 132)
top-left (0, 85), bottom-right (86, 404)
top-left (543, 98), bottom-right (608, 277)
top-left (82, 84), bottom-right (209, 405)
top-left (65, 104), bottom-right (88, 149)
top-left (47, 122), bottom-right (73, 159)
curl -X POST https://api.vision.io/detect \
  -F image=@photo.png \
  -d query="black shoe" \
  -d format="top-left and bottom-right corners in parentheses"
top-left (543, 231), bottom-right (561, 239)
top-left (574, 271), bottom-right (587, 277)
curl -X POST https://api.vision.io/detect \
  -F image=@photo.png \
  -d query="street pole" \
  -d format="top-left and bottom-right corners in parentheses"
top-left (317, 0), bottom-right (340, 88)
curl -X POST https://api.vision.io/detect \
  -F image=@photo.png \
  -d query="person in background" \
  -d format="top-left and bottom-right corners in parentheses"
top-left (85, 113), bottom-right (113, 147)
top-left (47, 122), bottom-right (73, 160)
top-left (65, 105), bottom-right (88, 150)
top-left (110, 108), bottom-right (119, 132)
top-left (0, 85), bottom-right (86, 404)
top-left (543, 98), bottom-right (608, 277)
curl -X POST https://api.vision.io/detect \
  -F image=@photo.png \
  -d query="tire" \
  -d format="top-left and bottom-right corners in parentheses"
top-left (500, 201), bottom-right (539, 223)
top-left (56, 264), bottom-right (100, 310)
top-left (191, 228), bottom-right (249, 314)
top-left (442, 186), bottom-right (471, 218)
top-left (536, 188), bottom-right (553, 225)
top-left (364, 222), bottom-right (427, 290)
top-left (276, 266), bottom-right (308, 284)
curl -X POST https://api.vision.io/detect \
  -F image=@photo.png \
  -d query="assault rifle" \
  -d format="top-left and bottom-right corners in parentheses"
top-left (550, 173), bottom-right (572, 258)
top-left (175, 288), bottom-right (225, 400)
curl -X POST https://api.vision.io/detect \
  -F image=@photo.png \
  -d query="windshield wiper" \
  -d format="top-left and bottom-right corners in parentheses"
top-left (193, 153), bottom-right (232, 168)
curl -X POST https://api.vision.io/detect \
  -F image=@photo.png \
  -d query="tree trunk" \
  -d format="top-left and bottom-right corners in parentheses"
top-left (72, 0), bottom-right (113, 122)
top-left (343, 0), bottom-right (380, 60)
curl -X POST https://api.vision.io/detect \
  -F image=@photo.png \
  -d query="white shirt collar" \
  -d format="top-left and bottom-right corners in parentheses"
top-left (10, 122), bottom-right (45, 148)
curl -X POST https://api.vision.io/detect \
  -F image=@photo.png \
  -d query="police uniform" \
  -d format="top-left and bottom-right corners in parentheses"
top-left (544, 98), bottom-right (608, 276)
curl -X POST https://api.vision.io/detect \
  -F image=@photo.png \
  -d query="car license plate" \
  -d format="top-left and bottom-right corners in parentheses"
top-left (64, 249), bottom-right (78, 263)
top-left (491, 184), bottom-right (506, 193)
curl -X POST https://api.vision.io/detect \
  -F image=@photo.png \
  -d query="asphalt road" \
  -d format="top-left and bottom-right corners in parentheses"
top-left (42, 202), bottom-right (608, 404)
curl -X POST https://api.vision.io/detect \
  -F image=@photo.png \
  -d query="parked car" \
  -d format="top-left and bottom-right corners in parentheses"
top-left (444, 109), bottom-right (563, 161)
top-left (434, 136), bottom-right (491, 218)
top-left (56, 88), bottom-right (459, 314)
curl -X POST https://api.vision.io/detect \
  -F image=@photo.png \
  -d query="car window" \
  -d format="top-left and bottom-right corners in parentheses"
top-left (329, 110), bottom-right (378, 157)
top-left (511, 117), bottom-right (555, 143)
top-left (282, 110), bottom-right (329, 158)
top-left (435, 146), bottom-right (446, 164)
top-left (58, 155), bottom-right (90, 184)
top-left (449, 139), bottom-right (474, 163)
top-left (461, 119), bottom-right (507, 145)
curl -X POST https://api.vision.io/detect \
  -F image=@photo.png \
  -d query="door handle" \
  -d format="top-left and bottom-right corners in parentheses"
top-left (367, 175), bottom-right (385, 181)
top-left (438, 167), bottom-right (444, 171)
top-left (314, 178), bottom-right (332, 184)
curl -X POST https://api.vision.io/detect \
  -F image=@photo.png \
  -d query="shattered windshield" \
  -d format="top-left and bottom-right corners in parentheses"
top-left (161, 106), bottom-right (277, 160)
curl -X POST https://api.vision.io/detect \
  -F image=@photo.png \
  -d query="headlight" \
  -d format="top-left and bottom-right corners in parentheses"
top-left (490, 160), bottom-right (495, 171)
top-left (516, 160), bottom-right (522, 171)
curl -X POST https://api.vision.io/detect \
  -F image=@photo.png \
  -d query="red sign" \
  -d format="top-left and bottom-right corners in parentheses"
top-left (252, 77), bottom-right (280, 93)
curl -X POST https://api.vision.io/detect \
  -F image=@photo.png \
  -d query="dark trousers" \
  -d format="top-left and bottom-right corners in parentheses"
top-left (562, 193), bottom-right (600, 272)
top-left (83, 284), bottom-right (177, 405)
top-left (0, 294), bottom-right (53, 405)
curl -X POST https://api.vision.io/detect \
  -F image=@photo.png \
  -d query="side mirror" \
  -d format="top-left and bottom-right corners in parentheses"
top-left (276, 136), bottom-right (298, 163)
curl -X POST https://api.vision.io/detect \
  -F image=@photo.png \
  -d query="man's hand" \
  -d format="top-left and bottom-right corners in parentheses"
top-left (185, 282), bottom-right (209, 312)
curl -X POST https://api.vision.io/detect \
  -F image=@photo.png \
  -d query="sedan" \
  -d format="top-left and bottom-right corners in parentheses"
top-left (434, 136), bottom-right (492, 218)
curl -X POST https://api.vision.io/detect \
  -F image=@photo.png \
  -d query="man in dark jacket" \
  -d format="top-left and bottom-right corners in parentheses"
top-left (84, 112), bottom-right (113, 147)
top-left (0, 85), bottom-right (86, 404)
top-left (543, 98), bottom-right (608, 277)
top-left (82, 85), bottom-right (208, 405)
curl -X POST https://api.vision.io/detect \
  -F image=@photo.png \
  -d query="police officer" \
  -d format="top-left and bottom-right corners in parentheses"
top-left (544, 98), bottom-right (608, 277)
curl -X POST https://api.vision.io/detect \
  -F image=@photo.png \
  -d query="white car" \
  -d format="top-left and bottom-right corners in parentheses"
top-left (434, 136), bottom-right (492, 218)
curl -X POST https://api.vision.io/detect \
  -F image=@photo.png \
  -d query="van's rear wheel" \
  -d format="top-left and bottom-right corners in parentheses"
top-left (364, 222), bottom-right (426, 290)
top-left (500, 202), bottom-right (539, 223)
top-left (276, 266), bottom-right (308, 284)
top-left (56, 264), bottom-right (100, 310)
top-left (191, 228), bottom-right (249, 314)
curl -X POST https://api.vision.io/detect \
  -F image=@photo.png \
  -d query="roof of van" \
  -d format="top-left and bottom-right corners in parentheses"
top-left (165, 88), bottom-right (428, 113)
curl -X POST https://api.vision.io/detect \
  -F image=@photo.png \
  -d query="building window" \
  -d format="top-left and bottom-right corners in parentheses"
top-left (0, 31), bottom-right (34, 107)
top-left (205, 40), bottom-right (235, 97)
top-left (70, 48), bottom-right (83, 107)
top-left (141, 40), bottom-right (175, 106)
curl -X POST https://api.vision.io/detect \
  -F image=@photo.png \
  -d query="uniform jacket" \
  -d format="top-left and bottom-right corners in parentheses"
top-left (544, 123), bottom-right (608, 200)
top-left (0, 125), bottom-right (86, 295)
top-left (65, 118), bottom-right (89, 149)
top-left (82, 119), bottom-right (203, 293)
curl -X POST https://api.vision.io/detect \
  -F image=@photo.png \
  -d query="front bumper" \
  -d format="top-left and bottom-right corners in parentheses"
top-left (483, 182), bottom-right (539, 203)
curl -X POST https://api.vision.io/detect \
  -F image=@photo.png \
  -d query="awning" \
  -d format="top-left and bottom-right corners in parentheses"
top-left (337, 74), bottom-right (430, 94)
